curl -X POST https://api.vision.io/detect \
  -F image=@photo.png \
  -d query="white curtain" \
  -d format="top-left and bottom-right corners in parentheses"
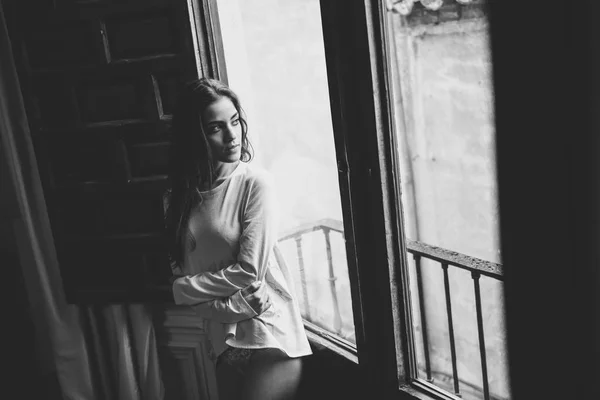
top-left (0, 4), bottom-right (164, 399)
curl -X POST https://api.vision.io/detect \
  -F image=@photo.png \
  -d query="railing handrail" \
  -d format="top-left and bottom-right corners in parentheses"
top-left (407, 239), bottom-right (503, 280)
top-left (278, 219), bottom-right (502, 280)
top-left (278, 218), bottom-right (344, 242)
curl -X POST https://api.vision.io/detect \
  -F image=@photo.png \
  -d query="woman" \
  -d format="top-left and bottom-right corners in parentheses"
top-left (165, 78), bottom-right (312, 400)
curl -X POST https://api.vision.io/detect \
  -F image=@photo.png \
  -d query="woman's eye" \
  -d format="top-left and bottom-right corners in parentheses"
top-left (232, 118), bottom-right (240, 126)
top-left (208, 125), bottom-right (221, 133)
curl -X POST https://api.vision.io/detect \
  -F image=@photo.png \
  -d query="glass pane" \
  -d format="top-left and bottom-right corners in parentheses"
top-left (217, 0), bottom-right (355, 345)
top-left (386, 2), bottom-right (509, 400)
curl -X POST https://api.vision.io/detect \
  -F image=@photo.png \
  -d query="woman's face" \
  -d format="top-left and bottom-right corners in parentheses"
top-left (202, 96), bottom-right (242, 164)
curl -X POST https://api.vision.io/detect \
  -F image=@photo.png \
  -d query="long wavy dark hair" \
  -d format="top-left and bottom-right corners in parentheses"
top-left (165, 78), bottom-right (253, 267)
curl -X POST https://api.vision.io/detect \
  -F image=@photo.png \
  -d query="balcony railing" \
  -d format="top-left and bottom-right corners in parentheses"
top-left (276, 218), bottom-right (347, 337)
top-left (277, 218), bottom-right (505, 400)
top-left (407, 241), bottom-right (503, 400)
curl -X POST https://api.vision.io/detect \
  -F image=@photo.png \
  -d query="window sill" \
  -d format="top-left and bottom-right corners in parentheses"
top-left (397, 381), bottom-right (466, 400)
top-left (302, 320), bottom-right (358, 364)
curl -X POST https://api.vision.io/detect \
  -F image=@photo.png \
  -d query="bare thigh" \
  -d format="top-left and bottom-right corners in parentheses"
top-left (240, 348), bottom-right (303, 400)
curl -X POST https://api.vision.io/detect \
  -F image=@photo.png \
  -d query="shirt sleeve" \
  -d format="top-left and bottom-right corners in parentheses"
top-left (171, 256), bottom-right (257, 322)
top-left (191, 290), bottom-right (258, 323)
top-left (172, 171), bottom-right (279, 305)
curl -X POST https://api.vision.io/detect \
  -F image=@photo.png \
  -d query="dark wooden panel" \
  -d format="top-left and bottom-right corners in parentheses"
top-left (5, 0), bottom-right (212, 303)
top-left (56, 232), bottom-right (171, 300)
top-left (47, 128), bottom-right (172, 187)
top-left (33, 77), bottom-right (79, 129)
top-left (59, 244), bottom-right (144, 289)
top-left (49, 135), bottom-right (116, 184)
top-left (128, 141), bottom-right (170, 177)
top-left (105, 9), bottom-right (179, 60)
top-left (154, 72), bottom-right (180, 116)
top-left (58, 190), bottom-right (164, 236)
top-left (25, 20), bottom-right (103, 68)
top-left (144, 251), bottom-right (172, 287)
top-left (44, 119), bottom-right (171, 141)
top-left (113, 119), bottom-right (171, 141)
top-left (54, 0), bottom-right (172, 18)
top-left (77, 74), bottom-right (157, 123)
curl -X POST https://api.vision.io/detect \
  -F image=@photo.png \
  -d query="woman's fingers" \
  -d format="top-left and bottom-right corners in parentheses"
top-left (254, 280), bottom-right (267, 298)
top-left (257, 287), bottom-right (271, 312)
top-left (244, 282), bottom-right (271, 314)
top-left (241, 280), bottom-right (262, 297)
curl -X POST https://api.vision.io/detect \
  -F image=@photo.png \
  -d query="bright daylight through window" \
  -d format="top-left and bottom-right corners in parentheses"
top-left (216, 0), bottom-right (356, 346)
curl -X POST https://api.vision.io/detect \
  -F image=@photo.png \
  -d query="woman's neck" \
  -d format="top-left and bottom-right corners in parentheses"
top-left (211, 160), bottom-right (240, 188)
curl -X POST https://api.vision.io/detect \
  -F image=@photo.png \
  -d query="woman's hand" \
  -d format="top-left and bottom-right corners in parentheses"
top-left (241, 281), bottom-right (271, 315)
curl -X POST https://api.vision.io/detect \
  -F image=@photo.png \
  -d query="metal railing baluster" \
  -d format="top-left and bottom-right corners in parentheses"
top-left (414, 254), bottom-right (433, 382)
top-left (472, 271), bottom-right (490, 400)
top-left (442, 262), bottom-right (461, 397)
top-left (406, 239), bottom-right (502, 399)
top-left (323, 228), bottom-right (343, 334)
top-left (294, 236), bottom-right (311, 320)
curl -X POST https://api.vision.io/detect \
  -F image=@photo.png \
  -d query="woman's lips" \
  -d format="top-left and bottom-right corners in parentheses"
top-left (225, 144), bottom-right (239, 153)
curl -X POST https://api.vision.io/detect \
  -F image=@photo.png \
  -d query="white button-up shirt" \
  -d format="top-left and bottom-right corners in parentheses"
top-left (171, 162), bottom-right (312, 363)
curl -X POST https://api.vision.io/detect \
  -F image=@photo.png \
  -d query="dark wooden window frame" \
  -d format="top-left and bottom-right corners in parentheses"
top-left (186, 0), bottom-right (226, 82)
top-left (318, 1), bottom-right (418, 398)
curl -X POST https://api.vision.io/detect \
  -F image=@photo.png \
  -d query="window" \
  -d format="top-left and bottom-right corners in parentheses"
top-left (297, 1), bottom-right (511, 399)
top-left (387, 1), bottom-right (509, 400)
top-left (386, 2), bottom-right (510, 399)
top-left (215, 0), bottom-right (357, 347)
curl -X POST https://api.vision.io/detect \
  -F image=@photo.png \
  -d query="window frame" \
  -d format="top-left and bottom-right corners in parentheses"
top-left (317, 1), bottom-right (420, 397)
top-left (317, 0), bottom-right (404, 389)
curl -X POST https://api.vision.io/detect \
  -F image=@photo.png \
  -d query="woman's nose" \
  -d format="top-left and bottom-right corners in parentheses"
top-left (224, 124), bottom-right (237, 141)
